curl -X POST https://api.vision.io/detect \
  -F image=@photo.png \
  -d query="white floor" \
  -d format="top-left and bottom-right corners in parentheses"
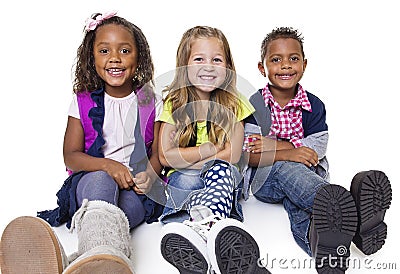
top-left (50, 195), bottom-right (398, 274)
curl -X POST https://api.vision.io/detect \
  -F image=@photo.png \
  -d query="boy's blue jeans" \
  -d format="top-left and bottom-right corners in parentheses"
top-left (252, 161), bottom-right (328, 256)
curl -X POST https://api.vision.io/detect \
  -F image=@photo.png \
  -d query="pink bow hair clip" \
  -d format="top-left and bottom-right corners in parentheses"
top-left (85, 11), bottom-right (118, 32)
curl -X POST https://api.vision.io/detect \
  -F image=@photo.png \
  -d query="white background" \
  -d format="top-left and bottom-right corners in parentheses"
top-left (0, 0), bottom-right (399, 273)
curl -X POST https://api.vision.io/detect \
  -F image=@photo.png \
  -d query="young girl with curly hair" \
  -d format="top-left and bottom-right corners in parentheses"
top-left (1, 12), bottom-right (164, 274)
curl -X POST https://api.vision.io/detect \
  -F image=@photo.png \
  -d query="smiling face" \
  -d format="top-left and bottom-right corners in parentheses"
top-left (259, 38), bottom-right (307, 97)
top-left (93, 24), bottom-right (138, 97)
top-left (187, 37), bottom-right (227, 100)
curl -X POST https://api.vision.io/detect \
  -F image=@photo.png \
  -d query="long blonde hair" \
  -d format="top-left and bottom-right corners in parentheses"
top-left (163, 26), bottom-right (240, 148)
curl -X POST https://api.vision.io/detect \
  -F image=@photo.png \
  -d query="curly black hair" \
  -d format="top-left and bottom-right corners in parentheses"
top-left (260, 27), bottom-right (304, 62)
top-left (73, 13), bottom-right (154, 102)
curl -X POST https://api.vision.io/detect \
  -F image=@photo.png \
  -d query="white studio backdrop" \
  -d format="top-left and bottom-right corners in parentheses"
top-left (0, 0), bottom-right (399, 273)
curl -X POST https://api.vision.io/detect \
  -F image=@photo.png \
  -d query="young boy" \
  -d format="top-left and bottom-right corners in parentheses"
top-left (244, 27), bottom-right (392, 273)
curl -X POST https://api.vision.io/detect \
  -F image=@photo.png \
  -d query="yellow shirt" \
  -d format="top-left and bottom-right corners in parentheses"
top-left (159, 92), bottom-right (254, 175)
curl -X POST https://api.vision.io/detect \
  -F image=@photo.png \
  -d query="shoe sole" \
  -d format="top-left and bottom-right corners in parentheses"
top-left (350, 170), bottom-right (392, 255)
top-left (0, 216), bottom-right (63, 274)
top-left (161, 233), bottom-right (209, 274)
top-left (64, 253), bottom-right (132, 274)
top-left (210, 225), bottom-right (271, 274)
top-left (312, 184), bottom-right (357, 273)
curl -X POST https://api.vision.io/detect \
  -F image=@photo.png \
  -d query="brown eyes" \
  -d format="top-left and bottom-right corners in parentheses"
top-left (98, 48), bottom-right (130, 54)
top-left (192, 57), bottom-right (224, 63)
top-left (270, 56), bottom-right (300, 63)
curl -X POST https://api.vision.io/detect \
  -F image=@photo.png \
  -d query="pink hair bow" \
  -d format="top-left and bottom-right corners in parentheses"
top-left (85, 11), bottom-right (118, 32)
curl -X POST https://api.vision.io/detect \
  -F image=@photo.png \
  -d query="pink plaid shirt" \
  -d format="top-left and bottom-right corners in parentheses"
top-left (262, 84), bottom-right (312, 148)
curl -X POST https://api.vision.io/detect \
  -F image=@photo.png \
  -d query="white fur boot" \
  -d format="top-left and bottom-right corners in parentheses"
top-left (63, 199), bottom-right (135, 274)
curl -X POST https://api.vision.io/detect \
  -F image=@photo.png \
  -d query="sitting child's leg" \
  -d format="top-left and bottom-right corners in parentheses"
top-left (161, 160), bottom-right (270, 273)
top-left (76, 171), bottom-right (119, 207)
top-left (118, 189), bottom-right (146, 229)
top-left (77, 170), bottom-right (147, 230)
top-left (187, 160), bottom-right (235, 218)
top-left (253, 161), bottom-right (328, 255)
top-left (161, 169), bottom-right (204, 223)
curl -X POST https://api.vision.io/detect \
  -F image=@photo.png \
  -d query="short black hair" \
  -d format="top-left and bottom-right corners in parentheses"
top-left (260, 27), bottom-right (304, 62)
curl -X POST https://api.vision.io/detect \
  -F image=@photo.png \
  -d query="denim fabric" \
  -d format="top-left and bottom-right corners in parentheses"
top-left (252, 161), bottom-right (328, 256)
top-left (76, 171), bottom-right (146, 229)
top-left (160, 159), bottom-right (243, 224)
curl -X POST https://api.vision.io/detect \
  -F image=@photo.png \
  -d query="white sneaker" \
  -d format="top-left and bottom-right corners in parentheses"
top-left (189, 204), bottom-right (215, 222)
top-left (160, 222), bottom-right (209, 274)
top-left (160, 208), bottom-right (221, 274)
top-left (207, 218), bottom-right (271, 274)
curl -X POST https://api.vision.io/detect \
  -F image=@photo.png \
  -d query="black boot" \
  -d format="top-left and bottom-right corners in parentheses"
top-left (350, 170), bottom-right (392, 255)
top-left (310, 184), bottom-right (358, 273)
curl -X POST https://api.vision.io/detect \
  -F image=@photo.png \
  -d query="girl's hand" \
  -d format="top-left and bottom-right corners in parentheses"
top-left (199, 141), bottom-right (222, 159)
top-left (132, 171), bottom-right (152, 194)
top-left (248, 134), bottom-right (276, 153)
top-left (104, 159), bottom-right (134, 189)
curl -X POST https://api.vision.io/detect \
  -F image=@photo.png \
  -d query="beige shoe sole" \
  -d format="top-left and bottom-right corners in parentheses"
top-left (0, 216), bottom-right (63, 274)
top-left (64, 253), bottom-right (132, 274)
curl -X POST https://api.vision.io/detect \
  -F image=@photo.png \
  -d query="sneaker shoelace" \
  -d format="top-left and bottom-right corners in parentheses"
top-left (183, 215), bottom-right (222, 241)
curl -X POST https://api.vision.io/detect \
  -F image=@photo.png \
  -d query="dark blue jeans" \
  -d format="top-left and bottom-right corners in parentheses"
top-left (252, 161), bottom-right (328, 256)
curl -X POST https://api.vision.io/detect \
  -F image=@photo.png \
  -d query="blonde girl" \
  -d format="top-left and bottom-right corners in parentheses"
top-left (159, 26), bottom-right (270, 274)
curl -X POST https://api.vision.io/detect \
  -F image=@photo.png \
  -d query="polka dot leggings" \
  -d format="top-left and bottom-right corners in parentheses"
top-left (187, 161), bottom-right (235, 218)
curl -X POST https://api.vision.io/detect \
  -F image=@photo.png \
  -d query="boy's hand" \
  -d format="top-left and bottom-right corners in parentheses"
top-left (281, 147), bottom-right (319, 167)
